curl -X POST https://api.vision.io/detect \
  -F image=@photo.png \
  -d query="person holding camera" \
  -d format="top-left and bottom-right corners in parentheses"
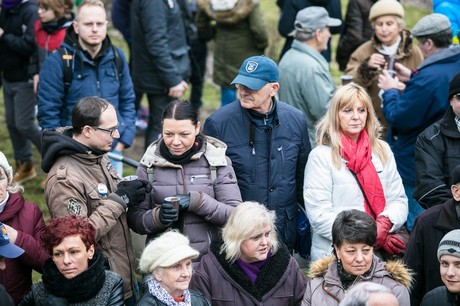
top-left (41, 97), bottom-right (152, 306)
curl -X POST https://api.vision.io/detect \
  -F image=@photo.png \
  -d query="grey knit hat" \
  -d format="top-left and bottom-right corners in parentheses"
top-left (438, 230), bottom-right (460, 261)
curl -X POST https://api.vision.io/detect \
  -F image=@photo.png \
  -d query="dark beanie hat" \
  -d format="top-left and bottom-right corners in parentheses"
top-left (449, 73), bottom-right (460, 100)
top-left (451, 164), bottom-right (460, 186)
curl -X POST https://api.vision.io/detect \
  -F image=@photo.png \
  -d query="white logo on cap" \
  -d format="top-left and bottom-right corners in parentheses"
top-left (246, 61), bottom-right (258, 73)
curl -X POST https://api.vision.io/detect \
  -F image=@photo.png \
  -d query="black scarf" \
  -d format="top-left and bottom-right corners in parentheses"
top-left (337, 259), bottom-right (373, 290)
top-left (159, 134), bottom-right (204, 165)
top-left (43, 251), bottom-right (106, 303)
top-left (41, 15), bottom-right (74, 33)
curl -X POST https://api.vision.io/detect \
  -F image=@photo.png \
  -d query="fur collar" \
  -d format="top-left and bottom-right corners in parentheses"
top-left (371, 29), bottom-right (414, 60)
top-left (197, 0), bottom-right (258, 24)
top-left (308, 255), bottom-right (412, 289)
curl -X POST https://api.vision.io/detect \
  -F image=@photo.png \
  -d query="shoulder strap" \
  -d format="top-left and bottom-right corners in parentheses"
top-left (59, 47), bottom-right (73, 93)
top-left (111, 45), bottom-right (123, 79)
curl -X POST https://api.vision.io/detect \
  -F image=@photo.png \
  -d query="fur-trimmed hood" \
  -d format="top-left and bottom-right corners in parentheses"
top-left (308, 255), bottom-right (412, 289)
top-left (197, 0), bottom-right (258, 24)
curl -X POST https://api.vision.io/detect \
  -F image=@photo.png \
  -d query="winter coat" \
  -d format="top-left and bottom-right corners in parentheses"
top-left (404, 198), bottom-right (460, 306)
top-left (381, 45), bottom-right (460, 186)
top-left (20, 253), bottom-right (124, 306)
top-left (37, 26), bottom-right (136, 148)
top-left (0, 0), bottom-right (38, 82)
top-left (0, 193), bottom-right (49, 305)
top-left (433, 0), bottom-right (460, 40)
top-left (138, 289), bottom-right (210, 306)
top-left (304, 143), bottom-right (408, 262)
top-left (345, 29), bottom-right (423, 130)
top-left (190, 239), bottom-right (306, 306)
top-left (131, 0), bottom-right (190, 94)
top-left (414, 107), bottom-right (460, 209)
top-left (40, 127), bottom-right (137, 300)
top-left (0, 285), bottom-right (14, 306)
top-left (278, 40), bottom-right (336, 146)
top-left (203, 99), bottom-right (311, 250)
top-left (421, 286), bottom-right (460, 306)
top-left (127, 136), bottom-right (242, 260)
top-left (278, 0), bottom-right (342, 59)
top-left (196, 0), bottom-right (268, 88)
top-left (302, 255), bottom-right (411, 305)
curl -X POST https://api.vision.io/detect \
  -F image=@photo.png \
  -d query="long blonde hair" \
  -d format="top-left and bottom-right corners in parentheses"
top-left (315, 83), bottom-right (388, 168)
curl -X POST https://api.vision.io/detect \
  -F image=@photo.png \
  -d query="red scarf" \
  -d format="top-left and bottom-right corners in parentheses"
top-left (340, 131), bottom-right (385, 219)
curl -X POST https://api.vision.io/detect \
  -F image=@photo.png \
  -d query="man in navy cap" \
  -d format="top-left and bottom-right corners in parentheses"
top-left (0, 222), bottom-right (24, 306)
top-left (203, 55), bottom-right (311, 252)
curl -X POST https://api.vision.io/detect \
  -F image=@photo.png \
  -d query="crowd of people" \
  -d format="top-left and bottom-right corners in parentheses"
top-left (1, 0), bottom-right (460, 305)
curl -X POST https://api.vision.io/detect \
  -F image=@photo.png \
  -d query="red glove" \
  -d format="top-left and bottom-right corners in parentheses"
top-left (383, 234), bottom-right (405, 255)
top-left (376, 216), bottom-right (392, 249)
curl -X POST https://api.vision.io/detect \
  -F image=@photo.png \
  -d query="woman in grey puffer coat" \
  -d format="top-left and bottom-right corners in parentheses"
top-left (127, 100), bottom-right (242, 262)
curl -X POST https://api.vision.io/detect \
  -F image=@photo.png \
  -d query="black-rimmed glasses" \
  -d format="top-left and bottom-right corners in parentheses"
top-left (93, 125), bottom-right (119, 137)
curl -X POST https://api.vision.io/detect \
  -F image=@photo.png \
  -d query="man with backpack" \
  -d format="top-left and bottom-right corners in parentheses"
top-left (37, 0), bottom-right (135, 176)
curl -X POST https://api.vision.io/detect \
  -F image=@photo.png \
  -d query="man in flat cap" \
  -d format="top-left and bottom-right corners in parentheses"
top-left (203, 56), bottom-right (311, 252)
top-left (278, 6), bottom-right (341, 147)
top-left (377, 13), bottom-right (460, 232)
top-left (405, 162), bottom-right (460, 305)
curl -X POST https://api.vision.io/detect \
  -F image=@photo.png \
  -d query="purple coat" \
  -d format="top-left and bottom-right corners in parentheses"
top-left (0, 193), bottom-right (49, 305)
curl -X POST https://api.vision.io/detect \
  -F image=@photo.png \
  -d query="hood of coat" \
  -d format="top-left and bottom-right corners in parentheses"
top-left (308, 255), bottom-right (412, 289)
top-left (41, 127), bottom-right (99, 173)
top-left (372, 29), bottom-right (415, 60)
top-left (198, 0), bottom-right (258, 24)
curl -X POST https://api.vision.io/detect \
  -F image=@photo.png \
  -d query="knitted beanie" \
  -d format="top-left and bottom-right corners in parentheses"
top-left (449, 73), bottom-right (460, 100)
top-left (438, 230), bottom-right (460, 261)
top-left (139, 231), bottom-right (199, 273)
top-left (369, 0), bottom-right (404, 22)
top-left (0, 152), bottom-right (13, 185)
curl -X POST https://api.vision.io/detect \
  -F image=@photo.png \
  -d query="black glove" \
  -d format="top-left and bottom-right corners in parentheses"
top-left (109, 179), bottom-right (151, 209)
top-left (159, 203), bottom-right (178, 225)
top-left (174, 194), bottom-right (191, 210)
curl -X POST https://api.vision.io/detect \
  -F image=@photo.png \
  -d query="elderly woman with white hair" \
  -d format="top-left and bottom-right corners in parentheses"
top-left (190, 201), bottom-right (306, 305)
top-left (138, 230), bottom-right (210, 306)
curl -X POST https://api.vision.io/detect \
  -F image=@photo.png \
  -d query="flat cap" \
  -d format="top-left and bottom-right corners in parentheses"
top-left (412, 13), bottom-right (451, 37)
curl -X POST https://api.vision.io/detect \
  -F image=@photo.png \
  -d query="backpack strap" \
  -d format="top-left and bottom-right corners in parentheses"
top-left (59, 47), bottom-right (73, 94)
top-left (111, 45), bottom-right (123, 80)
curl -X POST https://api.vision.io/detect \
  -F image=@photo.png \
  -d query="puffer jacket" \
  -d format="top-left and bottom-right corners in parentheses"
top-left (40, 127), bottom-right (137, 300)
top-left (302, 255), bottom-right (411, 305)
top-left (414, 107), bottom-right (460, 209)
top-left (37, 26), bottom-right (136, 148)
top-left (127, 136), bottom-right (242, 260)
top-left (131, 0), bottom-right (190, 94)
top-left (433, 0), bottom-right (460, 41)
top-left (190, 239), bottom-right (306, 306)
top-left (203, 98), bottom-right (311, 250)
top-left (138, 289), bottom-right (210, 306)
top-left (196, 0), bottom-right (268, 88)
top-left (304, 143), bottom-right (408, 262)
top-left (0, 193), bottom-right (49, 305)
top-left (345, 29), bottom-right (423, 130)
top-left (382, 45), bottom-right (460, 186)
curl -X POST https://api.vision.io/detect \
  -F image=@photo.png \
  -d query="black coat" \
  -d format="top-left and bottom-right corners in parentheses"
top-left (421, 286), bottom-right (460, 306)
top-left (404, 198), bottom-right (460, 306)
top-left (414, 107), bottom-right (460, 209)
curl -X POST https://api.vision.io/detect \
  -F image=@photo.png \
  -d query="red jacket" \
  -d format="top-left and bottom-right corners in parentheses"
top-left (0, 193), bottom-right (49, 305)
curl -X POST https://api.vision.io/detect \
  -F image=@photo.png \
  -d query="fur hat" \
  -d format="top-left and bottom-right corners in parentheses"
top-left (368, 0), bottom-right (404, 22)
top-left (449, 73), bottom-right (460, 101)
top-left (139, 231), bottom-right (199, 273)
top-left (0, 152), bottom-right (13, 185)
top-left (438, 230), bottom-right (460, 261)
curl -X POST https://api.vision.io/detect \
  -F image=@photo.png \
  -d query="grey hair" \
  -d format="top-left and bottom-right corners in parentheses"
top-left (339, 282), bottom-right (395, 306)
top-left (293, 30), bottom-right (315, 41)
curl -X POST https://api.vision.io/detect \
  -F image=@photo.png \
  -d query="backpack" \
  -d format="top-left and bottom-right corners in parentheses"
top-left (58, 45), bottom-right (123, 93)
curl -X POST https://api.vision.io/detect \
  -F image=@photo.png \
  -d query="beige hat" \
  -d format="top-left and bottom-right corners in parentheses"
top-left (139, 231), bottom-right (199, 273)
top-left (0, 152), bottom-right (13, 185)
top-left (369, 0), bottom-right (404, 22)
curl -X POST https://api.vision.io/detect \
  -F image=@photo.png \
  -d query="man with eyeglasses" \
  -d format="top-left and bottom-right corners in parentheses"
top-left (37, 0), bottom-right (136, 176)
top-left (203, 56), bottom-right (311, 252)
top-left (376, 13), bottom-right (460, 233)
top-left (41, 96), bottom-right (151, 306)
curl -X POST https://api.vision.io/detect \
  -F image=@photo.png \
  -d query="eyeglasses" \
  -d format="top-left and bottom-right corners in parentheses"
top-left (454, 94), bottom-right (460, 101)
top-left (93, 125), bottom-right (119, 137)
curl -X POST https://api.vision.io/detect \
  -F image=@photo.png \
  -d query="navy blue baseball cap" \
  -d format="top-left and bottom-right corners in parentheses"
top-left (0, 222), bottom-right (24, 258)
top-left (231, 56), bottom-right (279, 91)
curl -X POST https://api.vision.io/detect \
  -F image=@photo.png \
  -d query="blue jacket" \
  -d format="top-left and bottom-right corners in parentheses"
top-left (433, 0), bottom-right (460, 39)
top-left (203, 99), bottom-right (311, 249)
top-left (382, 45), bottom-right (460, 186)
top-left (37, 27), bottom-right (136, 148)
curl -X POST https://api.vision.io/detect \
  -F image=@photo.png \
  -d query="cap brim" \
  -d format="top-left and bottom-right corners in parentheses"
top-left (0, 243), bottom-right (25, 259)
top-left (326, 17), bottom-right (342, 27)
top-left (231, 74), bottom-right (268, 91)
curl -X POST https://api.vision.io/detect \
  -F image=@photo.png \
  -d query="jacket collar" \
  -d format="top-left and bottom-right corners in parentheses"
top-left (434, 198), bottom-right (460, 231)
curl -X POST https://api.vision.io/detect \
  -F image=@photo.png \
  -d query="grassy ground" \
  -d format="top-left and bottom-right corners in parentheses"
top-left (0, 0), bottom-right (429, 281)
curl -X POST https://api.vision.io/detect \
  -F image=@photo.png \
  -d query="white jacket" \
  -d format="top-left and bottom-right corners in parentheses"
top-left (304, 142), bottom-right (408, 261)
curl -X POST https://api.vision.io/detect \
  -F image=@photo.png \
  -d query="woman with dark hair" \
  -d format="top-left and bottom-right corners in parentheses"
top-left (127, 100), bottom-right (242, 262)
top-left (20, 215), bottom-right (124, 305)
top-left (302, 209), bottom-right (411, 305)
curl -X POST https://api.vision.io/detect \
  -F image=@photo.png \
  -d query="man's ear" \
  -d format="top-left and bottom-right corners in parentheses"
top-left (73, 21), bottom-right (79, 34)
